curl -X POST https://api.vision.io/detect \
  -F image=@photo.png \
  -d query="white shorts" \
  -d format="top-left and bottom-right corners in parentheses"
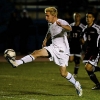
top-left (44, 44), bottom-right (69, 67)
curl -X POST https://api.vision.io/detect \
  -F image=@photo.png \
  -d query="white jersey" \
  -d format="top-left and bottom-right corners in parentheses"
top-left (47, 19), bottom-right (70, 55)
top-left (44, 19), bottom-right (71, 67)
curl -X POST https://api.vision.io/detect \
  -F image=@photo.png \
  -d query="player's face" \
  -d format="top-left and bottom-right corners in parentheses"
top-left (86, 14), bottom-right (94, 25)
top-left (73, 13), bottom-right (81, 22)
top-left (45, 12), bottom-right (55, 23)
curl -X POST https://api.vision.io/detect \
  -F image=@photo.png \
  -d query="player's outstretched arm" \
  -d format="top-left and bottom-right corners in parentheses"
top-left (42, 33), bottom-right (51, 47)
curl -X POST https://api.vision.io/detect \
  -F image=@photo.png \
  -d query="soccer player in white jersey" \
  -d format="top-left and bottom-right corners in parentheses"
top-left (5, 7), bottom-right (82, 96)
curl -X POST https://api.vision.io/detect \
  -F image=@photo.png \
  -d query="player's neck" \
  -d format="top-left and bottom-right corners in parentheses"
top-left (52, 17), bottom-right (58, 24)
top-left (75, 21), bottom-right (80, 26)
top-left (87, 22), bottom-right (94, 27)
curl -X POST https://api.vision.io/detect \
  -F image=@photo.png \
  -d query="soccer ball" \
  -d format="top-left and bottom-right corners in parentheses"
top-left (4, 49), bottom-right (16, 59)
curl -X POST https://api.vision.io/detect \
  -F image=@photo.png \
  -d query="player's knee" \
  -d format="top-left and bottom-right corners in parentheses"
top-left (85, 66), bottom-right (90, 71)
top-left (74, 56), bottom-right (80, 64)
top-left (69, 58), bottom-right (73, 62)
top-left (31, 50), bottom-right (40, 58)
top-left (69, 57), bottom-right (74, 62)
top-left (85, 63), bottom-right (93, 71)
top-left (60, 72), bottom-right (67, 78)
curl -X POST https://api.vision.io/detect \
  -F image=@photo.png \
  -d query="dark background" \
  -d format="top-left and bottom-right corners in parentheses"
top-left (0, 0), bottom-right (100, 54)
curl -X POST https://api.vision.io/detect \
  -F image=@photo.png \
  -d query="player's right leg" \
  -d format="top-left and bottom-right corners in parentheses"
top-left (5, 48), bottom-right (49, 68)
top-left (60, 66), bottom-right (82, 96)
top-left (73, 56), bottom-right (81, 77)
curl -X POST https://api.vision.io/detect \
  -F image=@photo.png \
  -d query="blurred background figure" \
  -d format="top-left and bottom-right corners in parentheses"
top-left (64, 12), bottom-right (73, 24)
top-left (96, 13), bottom-right (100, 26)
top-left (6, 11), bottom-right (20, 52)
top-left (68, 12), bottom-right (85, 77)
top-left (19, 9), bottom-right (33, 55)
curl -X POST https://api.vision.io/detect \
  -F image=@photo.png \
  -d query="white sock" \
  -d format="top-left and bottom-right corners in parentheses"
top-left (66, 72), bottom-right (76, 85)
top-left (16, 55), bottom-right (35, 66)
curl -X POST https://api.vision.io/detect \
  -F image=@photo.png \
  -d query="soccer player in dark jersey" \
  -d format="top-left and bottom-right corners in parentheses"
top-left (68, 12), bottom-right (85, 77)
top-left (80, 12), bottom-right (100, 90)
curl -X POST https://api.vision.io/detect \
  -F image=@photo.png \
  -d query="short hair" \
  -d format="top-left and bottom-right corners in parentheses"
top-left (86, 11), bottom-right (95, 18)
top-left (44, 7), bottom-right (58, 16)
top-left (73, 12), bottom-right (81, 17)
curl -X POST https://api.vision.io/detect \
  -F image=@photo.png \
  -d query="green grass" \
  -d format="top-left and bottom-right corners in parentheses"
top-left (0, 61), bottom-right (100, 100)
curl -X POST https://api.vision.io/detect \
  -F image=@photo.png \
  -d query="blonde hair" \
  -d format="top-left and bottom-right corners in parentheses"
top-left (44, 7), bottom-right (58, 17)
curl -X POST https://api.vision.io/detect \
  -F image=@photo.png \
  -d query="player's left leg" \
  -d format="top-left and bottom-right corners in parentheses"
top-left (85, 63), bottom-right (100, 90)
top-left (6, 48), bottom-right (49, 68)
top-left (59, 66), bottom-right (82, 96)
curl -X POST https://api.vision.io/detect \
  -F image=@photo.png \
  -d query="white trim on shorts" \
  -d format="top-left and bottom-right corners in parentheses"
top-left (70, 54), bottom-right (81, 57)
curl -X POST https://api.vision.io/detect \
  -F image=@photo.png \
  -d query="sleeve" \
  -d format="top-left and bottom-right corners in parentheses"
top-left (97, 35), bottom-right (100, 47)
top-left (97, 35), bottom-right (100, 54)
top-left (97, 25), bottom-right (100, 47)
top-left (58, 19), bottom-right (71, 26)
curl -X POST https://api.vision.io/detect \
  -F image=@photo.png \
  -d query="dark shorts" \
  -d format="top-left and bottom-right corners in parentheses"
top-left (70, 46), bottom-right (81, 54)
top-left (83, 47), bottom-right (99, 66)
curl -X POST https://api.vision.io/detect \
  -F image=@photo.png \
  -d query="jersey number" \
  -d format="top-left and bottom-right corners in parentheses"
top-left (73, 33), bottom-right (78, 38)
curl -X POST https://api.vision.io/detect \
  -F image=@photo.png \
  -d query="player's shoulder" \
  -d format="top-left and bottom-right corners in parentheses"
top-left (70, 22), bottom-right (75, 26)
top-left (57, 18), bottom-right (67, 22)
top-left (57, 18), bottom-right (70, 25)
top-left (79, 23), bottom-right (86, 29)
top-left (93, 23), bottom-right (100, 30)
top-left (82, 25), bottom-right (87, 32)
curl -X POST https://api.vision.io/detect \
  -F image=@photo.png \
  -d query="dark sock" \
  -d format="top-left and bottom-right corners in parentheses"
top-left (74, 67), bottom-right (79, 74)
top-left (94, 66), bottom-right (100, 72)
top-left (86, 71), bottom-right (99, 85)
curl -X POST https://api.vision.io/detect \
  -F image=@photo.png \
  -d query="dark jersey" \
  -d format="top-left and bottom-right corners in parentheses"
top-left (68, 22), bottom-right (85, 54)
top-left (81, 23), bottom-right (100, 51)
top-left (81, 23), bottom-right (100, 64)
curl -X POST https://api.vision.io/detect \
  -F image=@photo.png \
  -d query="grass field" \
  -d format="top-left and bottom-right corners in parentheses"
top-left (0, 61), bottom-right (100, 100)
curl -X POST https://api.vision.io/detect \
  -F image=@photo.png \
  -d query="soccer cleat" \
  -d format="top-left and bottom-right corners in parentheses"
top-left (92, 83), bottom-right (100, 90)
top-left (5, 56), bottom-right (18, 68)
top-left (75, 81), bottom-right (82, 96)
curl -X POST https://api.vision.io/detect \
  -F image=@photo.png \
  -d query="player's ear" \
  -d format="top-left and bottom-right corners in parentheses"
top-left (93, 17), bottom-right (95, 22)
